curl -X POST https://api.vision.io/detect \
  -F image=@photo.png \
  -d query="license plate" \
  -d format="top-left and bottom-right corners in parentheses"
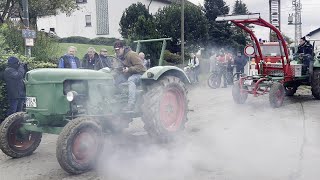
top-left (26, 97), bottom-right (37, 108)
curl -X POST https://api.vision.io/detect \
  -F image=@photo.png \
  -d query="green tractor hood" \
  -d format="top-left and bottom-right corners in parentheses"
top-left (25, 68), bottom-right (113, 84)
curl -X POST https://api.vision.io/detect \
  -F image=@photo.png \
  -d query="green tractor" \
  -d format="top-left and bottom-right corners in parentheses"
top-left (0, 38), bottom-right (190, 174)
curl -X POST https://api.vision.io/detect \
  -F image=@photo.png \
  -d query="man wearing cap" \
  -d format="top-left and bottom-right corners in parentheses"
top-left (95, 48), bottom-right (113, 70)
top-left (114, 41), bottom-right (146, 111)
top-left (58, 46), bottom-right (80, 69)
top-left (3, 56), bottom-right (27, 116)
top-left (297, 36), bottom-right (313, 74)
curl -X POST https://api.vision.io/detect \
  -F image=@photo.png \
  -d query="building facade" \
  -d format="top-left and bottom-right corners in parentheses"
top-left (37, 0), bottom-right (173, 39)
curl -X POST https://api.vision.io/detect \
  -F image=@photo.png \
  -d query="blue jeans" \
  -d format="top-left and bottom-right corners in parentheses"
top-left (7, 98), bottom-right (24, 116)
top-left (114, 74), bottom-right (141, 105)
top-left (128, 74), bottom-right (141, 104)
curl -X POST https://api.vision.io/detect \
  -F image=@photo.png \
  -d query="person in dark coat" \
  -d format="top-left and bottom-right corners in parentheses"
top-left (58, 46), bottom-right (80, 69)
top-left (297, 36), bottom-right (313, 74)
top-left (234, 51), bottom-right (247, 78)
top-left (3, 56), bottom-right (26, 116)
top-left (94, 48), bottom-right (113, 70)
top-left (82, 47), bottom-right (99, 70)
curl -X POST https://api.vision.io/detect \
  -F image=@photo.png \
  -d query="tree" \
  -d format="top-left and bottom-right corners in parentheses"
top-left (0, 0), bottom-right (78, 26)
top-left (119, 3), bottom-right (161, 65)
top-left (154, 3), bottom-right (208, 53)
top-left (230, 0), bottom-right (250, 51)
top-left (119, 2), bottom-right (155, 39)
top-left (203, 0), bottom-right (232, 49)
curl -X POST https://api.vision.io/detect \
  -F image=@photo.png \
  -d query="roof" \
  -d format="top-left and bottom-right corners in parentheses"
top-left (306, 27), bottom-right (320, 36)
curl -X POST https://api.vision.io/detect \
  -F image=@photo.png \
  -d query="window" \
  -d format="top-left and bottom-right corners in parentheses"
top-left (85, 15), bottom-right (91, 27)
top-left (76, 0), bottom-right (87, 3)
top-left (96, 0), bottom-right (109, 35)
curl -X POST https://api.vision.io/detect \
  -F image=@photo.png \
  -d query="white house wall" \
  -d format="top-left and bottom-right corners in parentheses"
top-left (37, 0), bottom-right (170, 39)
top-left (310, 33), bottom-right (320, 49)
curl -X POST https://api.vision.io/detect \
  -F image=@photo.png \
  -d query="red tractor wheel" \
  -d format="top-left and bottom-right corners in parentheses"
top-left (56, 117), bottom-right (103, 174)
top-left (142, 76), bottom-right (188, 142)
top-left (232, 81), bottom-right (248, 104)
top-left (269, 82), bottom-right (285, 108)
top-left (0, 112), bottom-right (42, 158)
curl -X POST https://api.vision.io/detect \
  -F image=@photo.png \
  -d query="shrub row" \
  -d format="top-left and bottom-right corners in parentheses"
top-left (58, 36), bottom-right (120, 46)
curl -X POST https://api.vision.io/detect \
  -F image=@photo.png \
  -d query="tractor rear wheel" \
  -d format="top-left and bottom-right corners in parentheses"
top-left (269, 82), bottom-right (285, 108)
top-left (0, 112), bottom-right (42, 158)
top-left (207, 73), bottom-right (221, 89)
top-left (56, 117), bottom-right (103, 174)
top-left (311, 69), bottom-right (320, 99)
top-left (284, 86), bottom-right (297, 96)
top-left (142, 76), bottom-right (188, 142)
top-left (232, 81), bottom-right (248, 104)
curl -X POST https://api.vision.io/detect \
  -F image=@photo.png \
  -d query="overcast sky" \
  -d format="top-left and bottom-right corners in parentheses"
top-left (189, 0), bottom-right (320, 41)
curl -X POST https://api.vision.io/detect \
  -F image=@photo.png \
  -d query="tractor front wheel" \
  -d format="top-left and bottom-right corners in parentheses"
top-left (56, 117), bottom-right (103, 174)
top-left (142, 76), bottom-right (188, 142)
top-left (269, 82), bottom-right (285, 108)
top-left (232, 81), bottom-right (248, 104)
top-left (207, 73), bottom-right (221, 89)
top-left (0, 112), bottom-right (42, 158)
top-left (311, 69), bottom-right (320, 99)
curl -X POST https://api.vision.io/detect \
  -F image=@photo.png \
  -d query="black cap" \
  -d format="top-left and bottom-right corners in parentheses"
top-left (114, 41), bottom-right (124, 50)
top-left (301, 36), bottom-right (306, 41)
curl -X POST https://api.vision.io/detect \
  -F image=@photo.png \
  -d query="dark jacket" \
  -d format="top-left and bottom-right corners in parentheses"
top-left (4, 64), bottom-right (26, 99)
top-left (95, 55), bottom-right (113, 70)
top-left (297, 42), bottom-right (313, 55)
top-left (58, 55), bottom-right (80, 68)
top-left (118, 47), bottom-right (146, 76)
top-left (82, 53), bottom-right (99, 70)
top-left (234, 55), bottom-right (247, 69)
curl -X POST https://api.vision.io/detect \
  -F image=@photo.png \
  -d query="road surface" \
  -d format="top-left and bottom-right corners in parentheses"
top-left (0, 83), bottom-right (319, 180)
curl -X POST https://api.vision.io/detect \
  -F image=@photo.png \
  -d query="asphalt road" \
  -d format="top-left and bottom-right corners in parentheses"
top-left (0, 83), bottom-right (319, 180)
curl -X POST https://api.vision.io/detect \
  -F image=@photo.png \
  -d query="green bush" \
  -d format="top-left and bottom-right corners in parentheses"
top-left (58, 36), bottom-right (91, 44)
top-left (163, 50), bottom-right (181, 64)
top-left (89, 37), bottom-right (119, 46)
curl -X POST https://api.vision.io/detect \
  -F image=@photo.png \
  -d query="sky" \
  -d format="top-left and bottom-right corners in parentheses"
top-left (188, 0), bottom-right (320, 42)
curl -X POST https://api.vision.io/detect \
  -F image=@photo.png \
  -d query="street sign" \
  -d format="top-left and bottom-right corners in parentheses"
top-left (244, 45), bottom-right (255, 57)
top-left (22, 29), bottom-right (36, 39)
top-left (25, 38), bottom-right (34, 46)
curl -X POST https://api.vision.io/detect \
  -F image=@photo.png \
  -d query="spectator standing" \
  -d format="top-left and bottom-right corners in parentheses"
top-left (82, 47), bottom-right (99, 69)
top-left (58, 46), bottom-right (80, 69)
top-left (3, 56), bottom-right (26, 116)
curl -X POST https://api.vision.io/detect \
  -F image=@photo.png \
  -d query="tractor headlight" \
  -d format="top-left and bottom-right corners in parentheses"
top-left (66, 91), bottom-right (78, 102)
top-left (147, 72), bottom-right (154, 78)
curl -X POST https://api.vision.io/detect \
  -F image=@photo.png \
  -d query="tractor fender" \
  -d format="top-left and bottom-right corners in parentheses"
top-left (141, 66), bottom-right (190, 84)
top-left (314, 51), bottom-right (320, 68)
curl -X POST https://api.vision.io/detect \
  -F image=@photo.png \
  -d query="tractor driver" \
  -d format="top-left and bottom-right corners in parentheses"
top-left (113, 41), bottom-right (146, 111)
top-left (297, 36), bottom-right (313, 74)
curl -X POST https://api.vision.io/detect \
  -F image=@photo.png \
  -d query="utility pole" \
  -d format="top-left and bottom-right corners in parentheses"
top-left (22, 0), bottom-right (31, 57)
top-left (288, 0), bottom-right (302, 47)
top-left (181, 0), bottom-right (185, 66)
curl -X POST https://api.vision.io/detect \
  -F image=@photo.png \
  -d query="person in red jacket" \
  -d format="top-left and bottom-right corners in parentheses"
top-left (216, 48), bottom-right (232, 88)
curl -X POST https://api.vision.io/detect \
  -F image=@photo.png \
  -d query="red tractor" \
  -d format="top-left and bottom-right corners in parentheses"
top-left (216, 14), bottom-right (320, 108)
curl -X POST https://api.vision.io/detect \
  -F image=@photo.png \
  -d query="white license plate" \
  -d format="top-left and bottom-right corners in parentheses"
top-left (26, 97), bottom-right (37, 108)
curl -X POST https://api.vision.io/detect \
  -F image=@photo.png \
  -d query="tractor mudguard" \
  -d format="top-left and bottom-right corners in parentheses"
top-left (314, 50), bottom-right (320, 68)
top-left (141, 66), bottom-right (190, 84)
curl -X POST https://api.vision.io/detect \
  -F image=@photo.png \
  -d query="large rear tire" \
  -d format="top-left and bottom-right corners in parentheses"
top-left (0, 112), bottom-right (42, 158)
top-left (311, 69), bottom-right (320, 99)
top-left (232, 81), bottom-right (248, 104)
top-left (269, 82), bottom-right (285, 108)
top-left (56, 117), bottom-right (103, 174)
top-left (142, 76), bottom-right (188, 142)
top-left (207, 73), bottom-right (221, 89)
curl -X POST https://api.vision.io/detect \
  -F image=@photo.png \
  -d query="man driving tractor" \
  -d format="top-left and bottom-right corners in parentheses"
top-left (297, 36), bottom-right (313, 74)
top-left (113, 41), bottom-right (146, 111)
